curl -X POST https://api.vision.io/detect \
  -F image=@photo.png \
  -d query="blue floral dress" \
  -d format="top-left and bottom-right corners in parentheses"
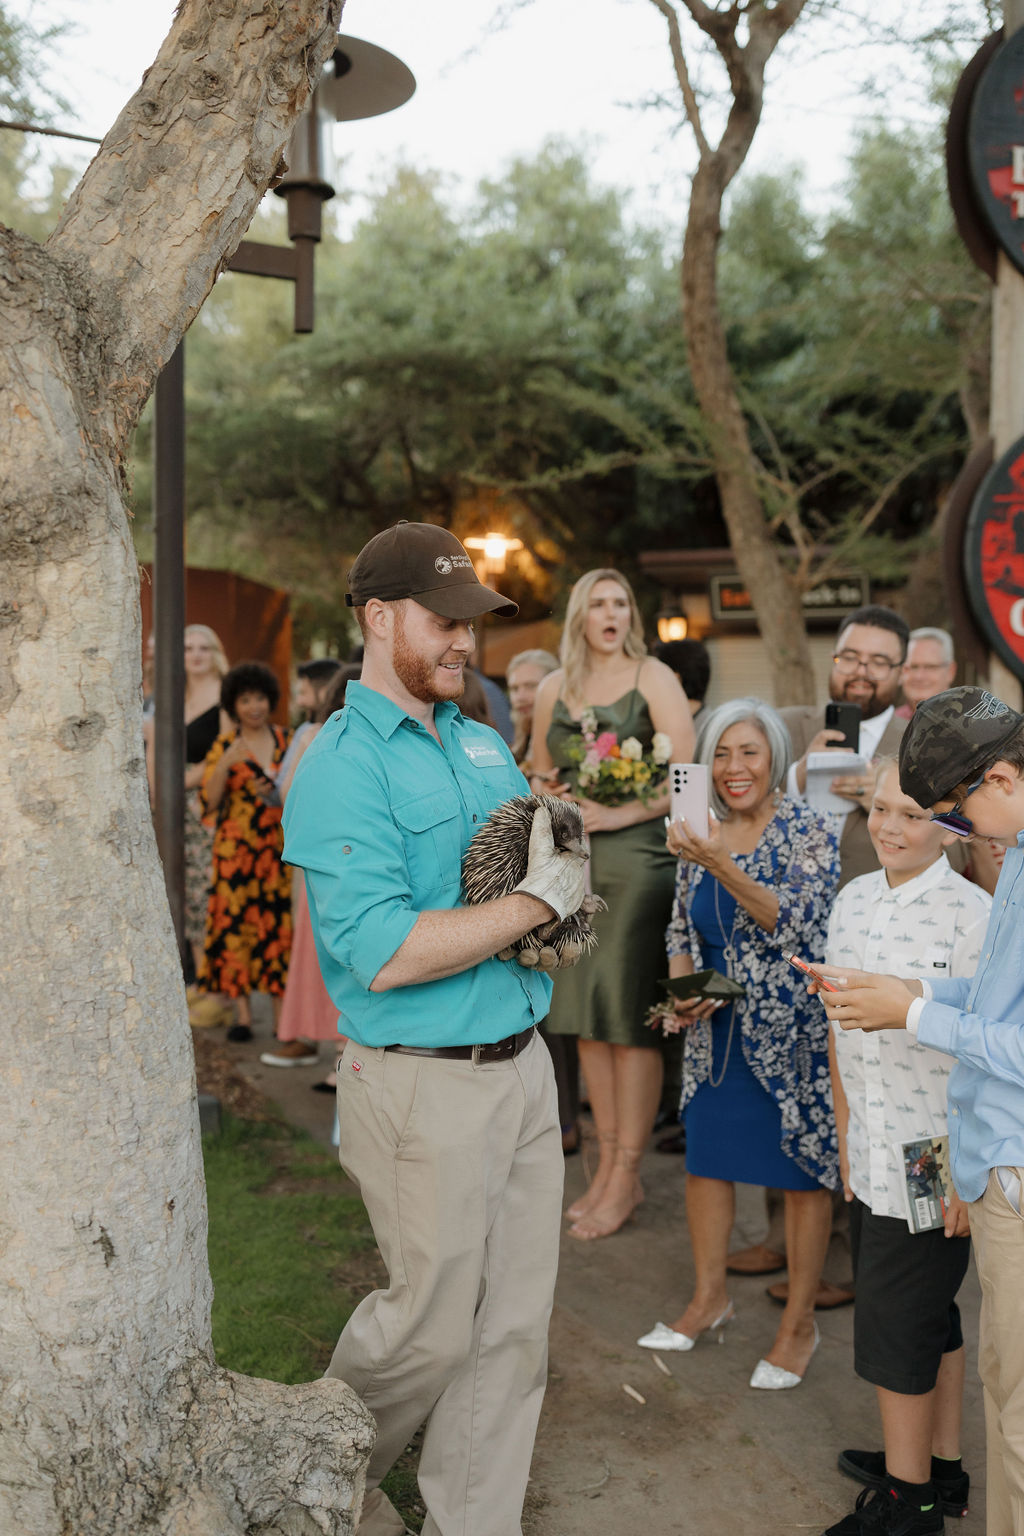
top-left (665, 796), bottom-right (840, 1190)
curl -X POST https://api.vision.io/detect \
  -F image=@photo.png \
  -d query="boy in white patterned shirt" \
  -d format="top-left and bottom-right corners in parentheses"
top-left (822, 760), bottom-right (991, 1536)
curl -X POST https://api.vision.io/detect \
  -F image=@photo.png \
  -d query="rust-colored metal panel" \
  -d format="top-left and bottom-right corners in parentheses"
top-left (140, 566), bottom-right (292, 722)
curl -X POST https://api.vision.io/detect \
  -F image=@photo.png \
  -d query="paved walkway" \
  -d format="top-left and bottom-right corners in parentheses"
top-left (224, 1004), bottom-right (987, 1536)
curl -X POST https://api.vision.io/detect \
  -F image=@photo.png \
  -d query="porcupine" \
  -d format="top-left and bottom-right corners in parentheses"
top-left (461, 793), bottom-right (607, 971)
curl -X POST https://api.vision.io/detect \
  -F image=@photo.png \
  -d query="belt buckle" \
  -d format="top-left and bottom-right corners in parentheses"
top-left (472, 1042), bottom-right (485, 1065)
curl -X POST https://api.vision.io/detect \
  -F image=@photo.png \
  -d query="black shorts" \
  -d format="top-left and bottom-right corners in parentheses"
top-left (849, 1197), bottom-right (971, 1396)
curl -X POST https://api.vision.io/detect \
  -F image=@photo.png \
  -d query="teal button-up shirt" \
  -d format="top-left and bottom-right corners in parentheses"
top-left (282, 680), bottom-right (553, 1048)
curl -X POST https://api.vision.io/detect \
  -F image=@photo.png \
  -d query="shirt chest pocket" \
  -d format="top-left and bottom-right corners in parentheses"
top-left (393, 792), bottom-right (463, 898)
top-left (921, 942), bottom-right (953, 976)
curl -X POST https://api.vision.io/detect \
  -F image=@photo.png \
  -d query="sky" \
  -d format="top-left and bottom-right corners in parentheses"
top-left (9, 0), bottom-right (955, 237)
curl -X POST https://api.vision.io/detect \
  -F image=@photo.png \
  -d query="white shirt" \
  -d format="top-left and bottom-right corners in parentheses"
top-left (826, 857), bottom-right (991, 1216)
top-left (786, 704), bottom-right (895, 812)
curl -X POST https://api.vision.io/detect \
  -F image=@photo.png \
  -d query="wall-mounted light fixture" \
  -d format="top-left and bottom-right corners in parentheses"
top-left (656, 604), bottom-right (689, 643)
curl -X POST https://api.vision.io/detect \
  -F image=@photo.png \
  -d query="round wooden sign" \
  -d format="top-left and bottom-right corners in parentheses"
top-left (965, 435), bottom-right (1024, 678)
top-left (968, 27), bottom-right (1024, 277)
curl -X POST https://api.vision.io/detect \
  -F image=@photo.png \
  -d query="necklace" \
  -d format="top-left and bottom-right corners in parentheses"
top-left (707, 872), bottom-right (742, 1088)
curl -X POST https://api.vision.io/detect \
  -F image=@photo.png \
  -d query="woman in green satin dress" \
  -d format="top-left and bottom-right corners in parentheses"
top-left (528, 570), bottom-right (695, 1239)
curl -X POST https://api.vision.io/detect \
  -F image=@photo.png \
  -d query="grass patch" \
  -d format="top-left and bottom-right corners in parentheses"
top-left (204, 1113), bottom-right (375, 1383)
top-left (204, 1112), bottom-right (427, 1529)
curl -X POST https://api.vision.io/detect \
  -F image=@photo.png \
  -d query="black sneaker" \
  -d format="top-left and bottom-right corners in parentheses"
top-left (838, 1450), bottom-right (969, 1518)
top-left (824, 1486), bottom-right (944, 1536)
top-left (226, 1023), bottom-right (253, 1043)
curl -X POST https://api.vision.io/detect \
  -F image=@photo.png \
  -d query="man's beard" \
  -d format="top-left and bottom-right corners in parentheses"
top-left (829, 675), bottom-right (896, 721)
top-left (392, 610), bottom-right (465, 705)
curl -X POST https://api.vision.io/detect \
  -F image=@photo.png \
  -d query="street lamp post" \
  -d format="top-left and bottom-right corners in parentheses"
top-left (151, 36), bottom-right (414, 962)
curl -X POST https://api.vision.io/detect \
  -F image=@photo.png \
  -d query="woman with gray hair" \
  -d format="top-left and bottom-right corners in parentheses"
top-left (638, 698), bottom-right (840, 1390)
top-left (506, 648), bottom-right (559, 767)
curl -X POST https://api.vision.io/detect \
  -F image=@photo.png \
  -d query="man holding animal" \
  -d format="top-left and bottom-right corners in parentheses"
top-left (284, 521), bottom-right (586, 1536)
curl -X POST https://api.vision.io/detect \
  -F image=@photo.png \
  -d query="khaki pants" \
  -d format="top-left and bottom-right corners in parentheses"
top-left (970, 1169), bottom-right (1024, 1536)
top-left (328, 1032), bottom-right (563, 1536)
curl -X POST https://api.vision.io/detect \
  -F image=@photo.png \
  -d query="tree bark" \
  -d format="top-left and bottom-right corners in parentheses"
top-left (0, 4), bottom-right (376, 1532)
top-left (682, 149), bottom-right (814, 704)
top-left (655, 0), bottom-right (816, 705)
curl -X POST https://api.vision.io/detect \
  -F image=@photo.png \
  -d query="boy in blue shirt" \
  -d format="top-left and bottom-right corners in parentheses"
top-left (819, 688), bottom-right (1024, 1536)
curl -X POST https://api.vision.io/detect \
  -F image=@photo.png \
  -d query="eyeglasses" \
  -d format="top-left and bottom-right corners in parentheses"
top-left (832, 650), bottom-right (901, 680)
top-left (930, 770), bottom-right (988, 838)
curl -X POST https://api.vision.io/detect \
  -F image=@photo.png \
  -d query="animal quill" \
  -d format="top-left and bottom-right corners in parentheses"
top-left (461, 794), bottom-right (606, 972)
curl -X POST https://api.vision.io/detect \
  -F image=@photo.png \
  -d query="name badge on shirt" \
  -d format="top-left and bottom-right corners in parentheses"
top-left (462, 738), bottom-right (507, 768)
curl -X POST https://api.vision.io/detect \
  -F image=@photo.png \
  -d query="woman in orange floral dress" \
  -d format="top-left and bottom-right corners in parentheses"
top-left (198, 661), bottom-right (292, 1041)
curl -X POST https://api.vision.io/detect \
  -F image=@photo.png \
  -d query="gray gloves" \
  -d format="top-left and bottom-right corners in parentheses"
top-left (512, 804), bottom-right (588, 921)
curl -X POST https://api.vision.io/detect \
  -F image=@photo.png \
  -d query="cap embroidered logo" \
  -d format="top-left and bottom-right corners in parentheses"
top-left (434, 555), bottom-right (453, 575)
top-left (965, 696), bottom-right (1011, 723)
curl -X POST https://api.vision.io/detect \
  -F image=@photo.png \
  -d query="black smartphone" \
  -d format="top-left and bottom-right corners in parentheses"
top-left (824, 701), bottom-right (861, 751)
top-left (244, 759), bottom-right (281, 806)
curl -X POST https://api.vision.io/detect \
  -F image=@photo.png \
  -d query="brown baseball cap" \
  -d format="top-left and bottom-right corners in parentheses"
top-left (898, 685), bottom-right (1024, 807)
top-left (345, 521), bottom-right (518, 619)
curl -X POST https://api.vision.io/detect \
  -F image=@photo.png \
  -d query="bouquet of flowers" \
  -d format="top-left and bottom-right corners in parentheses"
top-left (563, 707), bottom-right (672, 807)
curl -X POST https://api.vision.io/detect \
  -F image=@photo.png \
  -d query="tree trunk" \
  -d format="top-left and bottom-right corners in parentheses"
top-left (682, 154), bottom-right (815, 705)
top-left (655, 0), bottom-right (814, 704)
top-left (0, 4), bottom-right (375, 1531)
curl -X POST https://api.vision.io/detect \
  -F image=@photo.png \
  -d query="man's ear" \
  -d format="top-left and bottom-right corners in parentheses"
top-left (363, 598), bottom-right (391, 641)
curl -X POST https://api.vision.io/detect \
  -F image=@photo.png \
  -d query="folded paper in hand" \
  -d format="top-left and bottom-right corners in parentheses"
top-left (805, 751), bottom-right (867, 817)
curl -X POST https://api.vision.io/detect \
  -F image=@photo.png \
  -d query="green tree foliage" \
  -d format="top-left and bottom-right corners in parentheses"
top-left (133, 146), bottom-right (698, 637)
top-left (124, 125), bottom-right (984, 644)
top-left (715, 122), bottom-right (987, 584)
top-left (0, 2), bottom-right (77, 239)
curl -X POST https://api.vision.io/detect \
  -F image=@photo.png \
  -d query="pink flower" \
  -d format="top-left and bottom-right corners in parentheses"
top-left (594, 731), bottom-right (618, 759)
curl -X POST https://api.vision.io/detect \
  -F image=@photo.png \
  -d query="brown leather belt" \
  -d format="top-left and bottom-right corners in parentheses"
top-left (385, 1027), bottom-right (535, 1065)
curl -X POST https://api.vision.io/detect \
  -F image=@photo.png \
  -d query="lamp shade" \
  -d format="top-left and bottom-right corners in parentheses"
top-left (322, 36), bottom-right (416, 123)
top-left (275, 35), bottom-right (416, 199)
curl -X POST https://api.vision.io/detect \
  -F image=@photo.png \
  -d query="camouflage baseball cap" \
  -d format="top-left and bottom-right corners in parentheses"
top-left (345, 521), bottom-right (518, 619)
top-left (898, 686), bottom-right (1024, 807)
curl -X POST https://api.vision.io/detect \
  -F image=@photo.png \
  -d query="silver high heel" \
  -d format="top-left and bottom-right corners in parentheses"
top-left (637, 1302), bottom-right (735, 1353)
top-left (749, 1320), bottom-right (819, 1389)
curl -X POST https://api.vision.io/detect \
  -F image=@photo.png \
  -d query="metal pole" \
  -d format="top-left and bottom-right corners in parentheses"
top-left (153, 341), bottom-right (187, 965)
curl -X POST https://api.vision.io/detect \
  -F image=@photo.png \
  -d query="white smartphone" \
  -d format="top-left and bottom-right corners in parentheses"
top-left (669, 762), bottom-right (709, 840)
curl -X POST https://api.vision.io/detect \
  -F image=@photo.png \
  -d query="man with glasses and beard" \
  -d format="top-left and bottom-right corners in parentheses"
top-left (283, 521), bottom-right (586, 1536)
top-left (782, 605), bottom-right (910, 890)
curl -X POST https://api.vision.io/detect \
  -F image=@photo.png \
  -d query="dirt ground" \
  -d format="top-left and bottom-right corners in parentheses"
top-left (210, 1011), bottom-right (988, 1536)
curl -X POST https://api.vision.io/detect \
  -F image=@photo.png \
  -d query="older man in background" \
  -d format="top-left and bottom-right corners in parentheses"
top-left (895, 627), bottom-right (958, 718)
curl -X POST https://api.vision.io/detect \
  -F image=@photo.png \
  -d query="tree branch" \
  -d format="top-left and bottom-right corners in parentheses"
top-left (647, 0), bottom-right (711, 158)
top-left (48, 0), bottom-right (343, 455)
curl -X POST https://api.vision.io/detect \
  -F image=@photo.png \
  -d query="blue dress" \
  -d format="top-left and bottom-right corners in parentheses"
top-left (666, 798), bottom-right (840, 1192)
top-left (683, 875), bottom-right (821, 1190)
